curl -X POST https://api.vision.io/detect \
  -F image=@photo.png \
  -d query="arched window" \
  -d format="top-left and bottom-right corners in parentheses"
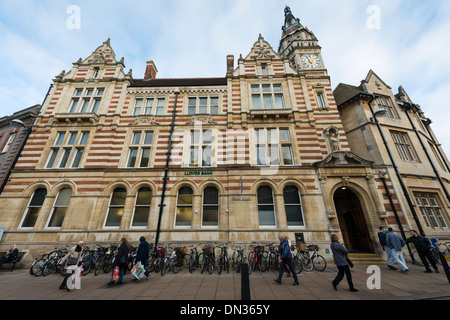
top-left (202, 186), bottom-right (219, 227)
top-left (283, 186), bottom-right (305, 226)
top-left (47, 188), bottom-right (72, 228)
top-left (175, 187), bottom-right (193, 227)
top-left (105, 187), bottom-right (126, 228)
top-left (257, 186), bottom-right (276, 226)
top-left (21, 188), bottom-right (47, 228)
top-left (132, 187), bottom-right (152, 227)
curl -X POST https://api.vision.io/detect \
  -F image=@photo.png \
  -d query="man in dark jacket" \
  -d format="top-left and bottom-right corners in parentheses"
top-left (406, 230), bottom-right (439, 273)
top-left (131, 236), bottom-right (150, 282)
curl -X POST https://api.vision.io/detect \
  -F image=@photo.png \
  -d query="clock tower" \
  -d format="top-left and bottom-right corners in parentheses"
top-left (278, 6), bottom-right (326, 74)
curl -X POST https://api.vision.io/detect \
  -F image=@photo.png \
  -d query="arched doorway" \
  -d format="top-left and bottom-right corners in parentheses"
top-left (333, 187), bottom-right (373, 252)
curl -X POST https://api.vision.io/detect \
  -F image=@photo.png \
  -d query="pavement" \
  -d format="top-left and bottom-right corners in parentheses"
top-left (1, 262), bottom-right (450, 302)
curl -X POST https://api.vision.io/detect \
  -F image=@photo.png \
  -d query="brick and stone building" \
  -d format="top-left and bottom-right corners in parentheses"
top-left (1, 7), bottom-right (447, 263)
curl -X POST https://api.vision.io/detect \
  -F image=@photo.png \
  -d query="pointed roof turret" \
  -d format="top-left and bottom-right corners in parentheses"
top-left (282, 6), bottom-right (303, 36)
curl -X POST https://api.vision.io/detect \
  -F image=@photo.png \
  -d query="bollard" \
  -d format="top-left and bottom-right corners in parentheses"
top-left (439, 251), bottom-right (450, 285)
top-left (241, 262), bottom-right (251, 300)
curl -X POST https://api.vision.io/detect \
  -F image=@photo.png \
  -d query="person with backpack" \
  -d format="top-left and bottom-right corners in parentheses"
top-left (386, 227), bottom-right (409, 273)
top-left (274, 233), bottom-right (299, 286)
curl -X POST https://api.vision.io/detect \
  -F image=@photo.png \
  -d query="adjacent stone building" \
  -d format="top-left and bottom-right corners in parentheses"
top-left (0, 7), bottom-right (448, 263)
top-left (334, 70), bottom-right (450, 243)
top-left (0, 105), bottom-right (40, 195)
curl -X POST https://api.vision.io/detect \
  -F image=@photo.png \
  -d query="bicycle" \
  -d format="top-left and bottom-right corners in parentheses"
top-left (188, 244), bottom-right (202, 273)
top-left (82, 245), bottom-right (107, 275)
top-left (94, 244), bottom-right (118, 275)
top-left (217, 245), bottom-right (230, 275)
top-left (231, 244), bottom-right (250, 274)
top-left (248, 244), bottom-right (268, 272)
top-left (201, 245), bottom-right (215, 274)
top-left (161, 245), bottom-right (184, 275)
top-left (263, 242), bottom-right (280, 272)
top-left (148, 246), bottom-right (165, 273)
top-left (306, 245), bottom-right (327, 271)
top-left (42, 248), bottom-right (68, 276)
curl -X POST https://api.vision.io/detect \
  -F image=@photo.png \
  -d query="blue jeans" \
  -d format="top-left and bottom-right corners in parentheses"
top-left (391, 248), bottom-right (408, 271)
top-left (384, 245), bottom-right (395, 266)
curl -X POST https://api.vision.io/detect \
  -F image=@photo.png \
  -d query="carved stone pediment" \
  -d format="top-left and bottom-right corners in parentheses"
top-left (313, 151), bottom-right (374, 167)
top-left (186, 115), bottom-right (217, 125)
top-left (129, 117), bottom-right (159, 126)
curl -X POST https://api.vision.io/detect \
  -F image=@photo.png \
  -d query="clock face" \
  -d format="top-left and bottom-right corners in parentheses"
top-left (301, 54), bottom-right (321, 68)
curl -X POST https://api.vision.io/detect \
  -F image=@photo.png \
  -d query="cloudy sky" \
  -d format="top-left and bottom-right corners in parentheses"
top-left (0, 0), bottom-right (449, 155)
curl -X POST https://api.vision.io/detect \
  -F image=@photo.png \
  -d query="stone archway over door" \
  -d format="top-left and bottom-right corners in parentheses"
top-left (333, 187), bottom-right (374, 252)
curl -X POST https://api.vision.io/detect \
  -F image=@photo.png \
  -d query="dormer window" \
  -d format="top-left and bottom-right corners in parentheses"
top-left (69, 88), bottom-right (104, 113)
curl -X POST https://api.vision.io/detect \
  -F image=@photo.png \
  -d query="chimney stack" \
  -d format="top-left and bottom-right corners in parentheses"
top-left (144, 60), bottom-right (158, 80)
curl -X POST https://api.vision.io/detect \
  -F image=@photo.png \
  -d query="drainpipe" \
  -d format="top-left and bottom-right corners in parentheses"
top-left (154, 88), bottom-right (180, 253)
top-left (367, 94), bottom-right (425, 236)
top-left (403, 103), bottom-right (450, 204)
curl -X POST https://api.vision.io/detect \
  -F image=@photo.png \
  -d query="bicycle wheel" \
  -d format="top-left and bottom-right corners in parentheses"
top-left (201, 255), bottom-right (207, 274)
top-left (293, 256), bottom-right (303, 274)
top-left (412, 250), bottom-right (424, 266)
top-left (258, 254), bottom-right (268, 272)
top-left (218, 256), bottom-right (224, 275)
top-left (234, 254), bottom-right (241, 273)
top-left (300, 253), bottom-right (313, 271)
top-left (189, 255), bottom-right (196, 273)
top-left (170, 257), bottom-right (182, 274)
top-left (248, 251), bottom-right (256, 271)
top-left (432, 249), bottom-right (442, 265)
top-left (182, 253), bottom-right (191, 268)
top-left (161, 257), bottom-right (169, 276)
top-left (30, 258), bottom-right (45, 276)
top-left (207, 256), bottom-right (214, 274)
top-left (225, 256), bottom-right (230, 273)
top-left (312, 254), bottom-right (327, 271)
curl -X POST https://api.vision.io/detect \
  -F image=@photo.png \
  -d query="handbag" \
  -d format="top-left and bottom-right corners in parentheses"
top-left (346, 257), bottom-right (354, 268)
top-left (67, 257), bottom-right (78, 266)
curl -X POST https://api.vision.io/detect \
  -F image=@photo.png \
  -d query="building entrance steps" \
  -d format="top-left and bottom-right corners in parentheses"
top-left (347, 252), bottom-right (387, 265)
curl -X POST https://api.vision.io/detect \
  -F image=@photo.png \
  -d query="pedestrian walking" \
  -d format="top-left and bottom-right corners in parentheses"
top-left (131, 236), bottom-right (151, 282)
top-left (108, 238), bottom-right (132, 286)
top-left (378, 226), bottom-right (397, 270)
top-left (406, 230), bottom-right (439, 273)
top-left (385, 227), bottom-right (409, 273)
top-left (58, 241), bottom-right (85, 291)
top-left (330, 234), bottom-right (358, 292)
top-left (274, 233), bottom-right (299, 286)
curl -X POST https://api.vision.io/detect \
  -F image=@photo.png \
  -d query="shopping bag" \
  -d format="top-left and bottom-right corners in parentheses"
top-left (75, 266), bottom-right (84, 278)
top-left (112, 266), bottom-right (120, 280)
top-left (131, 261), bottom-right (145, 279)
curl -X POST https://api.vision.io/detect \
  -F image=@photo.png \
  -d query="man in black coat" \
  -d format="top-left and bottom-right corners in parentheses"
top-left (131, 236), bottom-right (151, 281)
top-left (406, 230), bottom-right (439, 273)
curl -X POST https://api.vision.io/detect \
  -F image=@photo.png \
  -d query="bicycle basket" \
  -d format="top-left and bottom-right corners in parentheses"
top-left (297, 243), bottom-right (306, 253)
top-left (254, 245), bottom-right (264, 253)
top-left (180, 246), bottom-right (188, 255)
top-left (202, 246), bottom-right (214, 254)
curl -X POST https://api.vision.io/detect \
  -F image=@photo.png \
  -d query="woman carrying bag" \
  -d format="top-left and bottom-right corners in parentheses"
top-left (274, 233), bottom-right (299, 286)
top-left (108, 238), bottom-right (132, 286)
top-left (330, 234), bottom-right (358, 292)
top-left (58, 241), bottom-right (85, 291)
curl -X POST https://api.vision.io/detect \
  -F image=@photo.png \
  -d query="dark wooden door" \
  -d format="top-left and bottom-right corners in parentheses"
top-left (334, 188), bottom-right (373, 252)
